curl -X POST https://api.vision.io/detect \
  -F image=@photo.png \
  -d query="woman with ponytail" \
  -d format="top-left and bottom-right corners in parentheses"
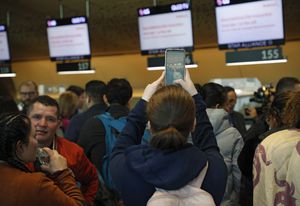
top-left (0, 113), bottom-right (84, 206)
top-left (110, 70), bottom-right (227, 206)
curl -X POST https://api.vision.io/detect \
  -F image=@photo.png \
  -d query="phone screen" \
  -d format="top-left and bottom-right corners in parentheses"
top-left (165, 49), bottom-right (186, 85)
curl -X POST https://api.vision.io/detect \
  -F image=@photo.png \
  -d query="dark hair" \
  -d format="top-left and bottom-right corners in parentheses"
top-left (147, 85), bottom-right (195, 150)
top-left (201, 82), bottom-right (226, 108)
top-left (85, 80), bottom-right (106, 104)
top-left (66, 85), bottom-right (84, 97)
top-left (0, 113), bottom-right (31, 172)
top-left (106, 78), bottom-right (132, 106)
top-left (194, 83), bottom-right (202, 93)
top-left (282, 91), bottom-right (300, 129)
top-left (223, 86), bottom-right (235, 93)
top-left (27, 95), bottom-right (60, 118)
top-left (276, 77), bottom-right (300, 94)
top-left (0, 92), bottom-right (19, 114)
top-left (266, 91), bottom-right (291, 128)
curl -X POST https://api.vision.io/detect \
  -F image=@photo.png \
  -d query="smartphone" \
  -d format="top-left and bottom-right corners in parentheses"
top-left (165, 49), bottom-right (186, 85)
top-left (36, 148), bottom-right (50, 165)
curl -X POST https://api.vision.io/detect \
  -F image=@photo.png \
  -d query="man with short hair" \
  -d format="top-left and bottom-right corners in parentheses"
top-left (224, 86), bottom-right (247, 137)
top-left (18, 80), bottom-right (39, 113)
top-left (78, 78), bottom-right (132, 174)
top-left (26, 95), bottom-right (99, 205)
top-left (65, 80), bottom-right (107, 142)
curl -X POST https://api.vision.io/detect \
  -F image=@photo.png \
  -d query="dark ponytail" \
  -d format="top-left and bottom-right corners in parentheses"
top-left (147, 85), bottom-right (195, 150)
top-left (0, 113), bottom-right (31, 172)
top-left (150, 127), bottom-right (186, 150)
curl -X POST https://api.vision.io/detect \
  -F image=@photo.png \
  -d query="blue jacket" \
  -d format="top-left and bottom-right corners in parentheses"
top-left (110, 94), bottom-right (227, 206)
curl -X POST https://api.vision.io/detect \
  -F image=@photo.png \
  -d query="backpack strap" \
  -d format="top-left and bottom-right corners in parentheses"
top-left (96, 112), bottom-right (127, 155)
top-left (189, 162), bottom-right (209, 188)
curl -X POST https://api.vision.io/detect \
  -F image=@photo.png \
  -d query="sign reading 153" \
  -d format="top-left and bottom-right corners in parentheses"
top-left (261, 48), bottom-right (280, 60)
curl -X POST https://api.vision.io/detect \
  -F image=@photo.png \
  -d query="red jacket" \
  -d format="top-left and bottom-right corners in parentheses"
top-left (28, 137), bottom-right (99, 205)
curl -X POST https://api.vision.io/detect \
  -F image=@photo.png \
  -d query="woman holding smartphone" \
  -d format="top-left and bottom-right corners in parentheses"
top-left (0, 113), bottom-right (85, 206)
top-left (110, 70), bottom-right (227, 206)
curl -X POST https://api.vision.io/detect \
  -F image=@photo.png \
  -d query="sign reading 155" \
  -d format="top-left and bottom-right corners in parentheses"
top-left (78, 62), bottom-right (89, 70)
top-left (261, 48), bottom-right (280, 60)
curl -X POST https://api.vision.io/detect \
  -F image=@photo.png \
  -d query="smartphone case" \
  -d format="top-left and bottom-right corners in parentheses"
top-left (165, 49), bottom-right (186, 85)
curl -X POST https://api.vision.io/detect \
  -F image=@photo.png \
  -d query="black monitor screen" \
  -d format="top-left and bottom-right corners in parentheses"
top-left (46, 16), bottom-right (91, 61)
top-left (137, 2), bottom-right (194, 55)
top-left (0, 24), bottom-right (10, 62)
top-left (215, 0), bottom-right (284, 50)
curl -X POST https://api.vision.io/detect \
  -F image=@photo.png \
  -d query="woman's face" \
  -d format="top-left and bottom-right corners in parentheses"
top-left (18, 125), bottom-right (38, 163)
top-left (266, 115), bottom-right (277, 130)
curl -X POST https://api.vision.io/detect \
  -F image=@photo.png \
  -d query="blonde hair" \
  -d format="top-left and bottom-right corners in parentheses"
top-left (58, 91), bottom-right (78, 118)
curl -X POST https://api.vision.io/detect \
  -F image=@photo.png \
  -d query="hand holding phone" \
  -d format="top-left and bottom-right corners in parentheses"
top-left (39, 148), bottom-right (68, 174)
top-left (165, 49), bottom-right (186, 85)
top-left (36, 148), bottom-right (50, 165)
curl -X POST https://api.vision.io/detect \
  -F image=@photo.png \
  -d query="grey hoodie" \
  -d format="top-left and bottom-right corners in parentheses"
top-left (206, 108), bottom-right (244, 206)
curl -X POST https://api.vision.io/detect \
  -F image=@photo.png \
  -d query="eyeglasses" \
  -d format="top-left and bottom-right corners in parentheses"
top-left (20, 92), bottom-right (36, 97)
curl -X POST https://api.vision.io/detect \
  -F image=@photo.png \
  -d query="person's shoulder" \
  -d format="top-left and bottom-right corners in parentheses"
top-left (86, 114), bottom-right (102, 124)
top-left (17, 171), bottom-right (48, 185)
top-left (80, 115), bottom-right (104, 132)
top-left (232, 111), bottom-right (244, 119)
top-left (222, 127), bottom-right (243, 144)
top-left (69, 112), bottom-right (84, 124)
top-left (56, 137), bottom-right (84, 153)
top-left (263, 129), bottom-right (300, 144)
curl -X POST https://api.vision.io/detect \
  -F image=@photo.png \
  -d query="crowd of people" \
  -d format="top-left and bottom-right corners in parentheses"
top-left (0, 74), bottom-right (299, 206)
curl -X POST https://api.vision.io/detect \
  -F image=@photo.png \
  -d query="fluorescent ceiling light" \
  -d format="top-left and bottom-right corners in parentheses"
top-left (0, 73), bottom-right (16, 77)
top-left (57, 70), bottom-right (95, 75)
top-left (147, 64), bottom-right (198, 71)
top-left (226, 59), bottom-right (287, 66)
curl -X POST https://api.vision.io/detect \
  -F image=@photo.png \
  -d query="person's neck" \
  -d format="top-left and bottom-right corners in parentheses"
top-left (38, 137), bottom-right (56, 149)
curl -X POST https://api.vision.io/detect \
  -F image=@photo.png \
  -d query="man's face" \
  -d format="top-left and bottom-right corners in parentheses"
top-left (20, 85), bottom-right (38, 106)
top-left (28, 102), bottom-right (60, 147)
top-left (225, 91), bottom-right (237, 113)
top-left (78, 93), bottom-right (86, 110)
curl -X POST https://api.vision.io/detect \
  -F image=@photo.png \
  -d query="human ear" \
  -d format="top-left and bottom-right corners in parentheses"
top-left (15, 140), bottom-right (25, 161)
top-left (103, 95), bottom-right (109, 106)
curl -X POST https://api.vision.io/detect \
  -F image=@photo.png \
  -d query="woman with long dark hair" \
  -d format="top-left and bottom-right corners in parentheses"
top-left (0, 113), bottom-right (84, 206)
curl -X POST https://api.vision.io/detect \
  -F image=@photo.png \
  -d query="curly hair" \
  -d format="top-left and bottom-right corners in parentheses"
top-left (266, 91), bottom-right (291, 128)
top-left (282, 91), bottom-right (300, 129)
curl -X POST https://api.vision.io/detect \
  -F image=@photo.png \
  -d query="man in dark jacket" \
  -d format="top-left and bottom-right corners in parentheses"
top-left (224, 86), bottom-right (247, 137)
top-left (77, 78), bottom-right (132, 173)
top-left (65, 80), bottom-right (107, 142)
